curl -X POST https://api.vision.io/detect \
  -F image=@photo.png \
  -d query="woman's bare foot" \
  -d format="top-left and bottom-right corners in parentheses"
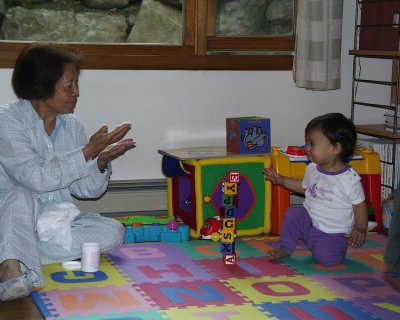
top-left (0, 259), bottom-right (32, 301)
top-left (266, 247), bottom-right (290, 259)
top-left (0, 259), bottom-right (21, 282)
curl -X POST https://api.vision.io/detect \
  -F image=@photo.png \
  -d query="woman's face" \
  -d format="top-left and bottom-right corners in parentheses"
top-left (46, 63), bottom-right (79, 114)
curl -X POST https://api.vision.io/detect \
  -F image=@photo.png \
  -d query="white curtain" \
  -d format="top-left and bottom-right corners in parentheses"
top-left (293, 0), bottom-right (344, 90)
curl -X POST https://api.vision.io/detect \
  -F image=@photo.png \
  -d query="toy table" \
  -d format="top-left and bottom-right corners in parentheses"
top-left (270, 146), bottom-right (382, 235)
top-left (158, 147), bottom-right (271, 238)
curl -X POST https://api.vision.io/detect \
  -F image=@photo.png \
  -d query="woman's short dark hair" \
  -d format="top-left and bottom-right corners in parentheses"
top-left (305, 113), bottom-right (357, 161)
top-left (12, 43), bottom-right (81, 100)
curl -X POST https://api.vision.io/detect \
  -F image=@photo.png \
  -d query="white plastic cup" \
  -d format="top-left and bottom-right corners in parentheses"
top-left (81, 242), bottom-right (100, 272)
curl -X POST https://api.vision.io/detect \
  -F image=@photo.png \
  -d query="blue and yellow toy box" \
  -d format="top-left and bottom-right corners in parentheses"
top-left (226, 116), bottom-right (271, 154)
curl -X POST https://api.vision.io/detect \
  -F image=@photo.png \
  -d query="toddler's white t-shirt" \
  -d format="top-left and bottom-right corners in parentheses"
top-left (302, 162), bottom-right (365, 234)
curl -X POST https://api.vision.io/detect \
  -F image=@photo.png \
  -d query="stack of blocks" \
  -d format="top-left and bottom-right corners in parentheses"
top-left (220, 170), bottom-right (240, 266)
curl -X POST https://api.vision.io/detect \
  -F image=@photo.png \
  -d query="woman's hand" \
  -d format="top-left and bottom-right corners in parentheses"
top-left (97, 139), bottom-right (136, 172)
top-left (82, 123), bottom-right (136, 170)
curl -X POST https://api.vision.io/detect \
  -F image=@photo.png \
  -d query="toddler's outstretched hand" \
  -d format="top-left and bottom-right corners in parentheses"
top-left (263, 167), bottom-right (284, 185)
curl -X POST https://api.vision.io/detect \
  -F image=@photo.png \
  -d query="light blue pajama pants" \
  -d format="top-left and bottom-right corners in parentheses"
top-left (0, 186), bottom-right (125, 286)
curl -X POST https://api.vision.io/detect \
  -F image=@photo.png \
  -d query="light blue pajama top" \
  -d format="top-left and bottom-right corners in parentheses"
top-left (0, 99), bottom-right (110, 204)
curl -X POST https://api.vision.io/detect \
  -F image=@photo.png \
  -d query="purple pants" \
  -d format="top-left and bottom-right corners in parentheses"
top-left (279, 205), bottom-right (349, 266)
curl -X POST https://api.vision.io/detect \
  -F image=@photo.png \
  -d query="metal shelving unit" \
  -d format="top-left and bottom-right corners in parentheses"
top-left (350, 0), bottom-right (400, 196)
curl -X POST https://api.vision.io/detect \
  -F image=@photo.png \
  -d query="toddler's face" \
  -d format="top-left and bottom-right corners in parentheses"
top-left (305, 129), bottom-right (339, 167)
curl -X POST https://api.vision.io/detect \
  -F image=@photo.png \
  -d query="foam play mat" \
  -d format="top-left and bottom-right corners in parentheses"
top-left (32, 233), bottom-right (400, 319)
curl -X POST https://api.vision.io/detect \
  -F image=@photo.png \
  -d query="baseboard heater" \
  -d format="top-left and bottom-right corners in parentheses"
top-left (73, 179), bottom-right (168, 215)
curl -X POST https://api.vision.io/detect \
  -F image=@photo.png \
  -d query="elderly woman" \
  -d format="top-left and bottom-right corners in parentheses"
top-left (0, 43), bottom-right (135, 301)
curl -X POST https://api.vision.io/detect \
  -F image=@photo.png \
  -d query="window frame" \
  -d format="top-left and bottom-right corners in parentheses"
top-left (0, 0), bottom-right (295, 70)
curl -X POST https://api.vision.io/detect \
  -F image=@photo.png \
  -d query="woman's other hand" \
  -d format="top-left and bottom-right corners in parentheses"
top-left (97, 139), bottom-right (136, 172)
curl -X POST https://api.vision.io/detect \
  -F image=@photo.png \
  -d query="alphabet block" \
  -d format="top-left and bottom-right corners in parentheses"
top-left (224, 206), bottom-right (236, 218)
top-left (222, 218), bottom-right (235, 230)
top-left (221, 230), bottom-right (235, 242)
top-left (220, 242), bottom-right (235, 254)
top-left (228, 171), bottom-right (240, 183)
top-left (222, 194), bottom-right (233, 206)
top-left (224, 182), bottom-right (238, 195)
top-left (223, 254), bottom-right (237, 266)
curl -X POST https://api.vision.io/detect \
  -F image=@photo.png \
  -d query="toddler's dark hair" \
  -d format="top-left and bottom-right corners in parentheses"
top-left (305, 113), bottom-right (357, 161)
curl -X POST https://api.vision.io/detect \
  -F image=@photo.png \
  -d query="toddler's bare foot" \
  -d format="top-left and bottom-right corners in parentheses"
top-left (266, 247), bottom-right (290, 259)
top-left (0, 259), bottom-right (21, 282)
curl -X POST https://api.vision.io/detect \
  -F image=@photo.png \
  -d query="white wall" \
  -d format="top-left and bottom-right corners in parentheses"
top-left (0, 1), bottom-right (385, 181)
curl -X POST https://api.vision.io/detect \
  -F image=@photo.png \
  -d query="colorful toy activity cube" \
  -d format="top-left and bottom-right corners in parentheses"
top-left (269, 146), bottom-right (382, 235)
top-left (159, 147), bottom-right (271, 238)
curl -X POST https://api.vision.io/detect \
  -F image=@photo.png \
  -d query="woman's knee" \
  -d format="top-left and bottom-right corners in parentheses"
top-left (102, 219), bottom-right (125, 253)
top-left (1, 186), bottom-right (38, 223)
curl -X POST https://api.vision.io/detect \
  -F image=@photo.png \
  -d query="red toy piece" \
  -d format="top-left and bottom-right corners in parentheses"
top-left (286, 146), bottom-right (306, 156)
top-left (200, 216), bottom-right (221, 240)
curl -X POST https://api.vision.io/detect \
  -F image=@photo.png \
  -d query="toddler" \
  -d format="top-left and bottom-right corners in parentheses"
top-left (264, 113), bottom-right (368, 266)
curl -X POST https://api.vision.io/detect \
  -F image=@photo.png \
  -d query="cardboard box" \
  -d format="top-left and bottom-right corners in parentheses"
top-left (226, 116), bottom-right (271, 154)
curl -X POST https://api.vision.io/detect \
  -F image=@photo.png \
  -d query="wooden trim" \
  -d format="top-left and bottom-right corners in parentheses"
top-left (208, 36), bottom-right (295, 51)
top-left (193, 54), bottom-right (293, 70)
top-left (350, 50), bottom-right (400, 58)
top-left (184, 0), bottom-right (196, 46)
top-left (0, 42), bottom-right (195, 69)
top-left (356, 124), bottom-right (400, 139)
top-left (195, 0), bottom-right (208, 56)
top-left (207, 0), bottom-right (216, 37)
top-left (84, 54), bottom-right (293, 70)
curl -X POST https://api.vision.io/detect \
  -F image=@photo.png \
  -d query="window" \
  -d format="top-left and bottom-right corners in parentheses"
top-left (0, 0), bottom-right (296, 70)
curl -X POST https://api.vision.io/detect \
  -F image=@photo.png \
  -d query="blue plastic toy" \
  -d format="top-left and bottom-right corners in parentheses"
top-left (115, 215), bottom-right (190, 243)
top-left (124, 223), bottom-right (189, 243)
